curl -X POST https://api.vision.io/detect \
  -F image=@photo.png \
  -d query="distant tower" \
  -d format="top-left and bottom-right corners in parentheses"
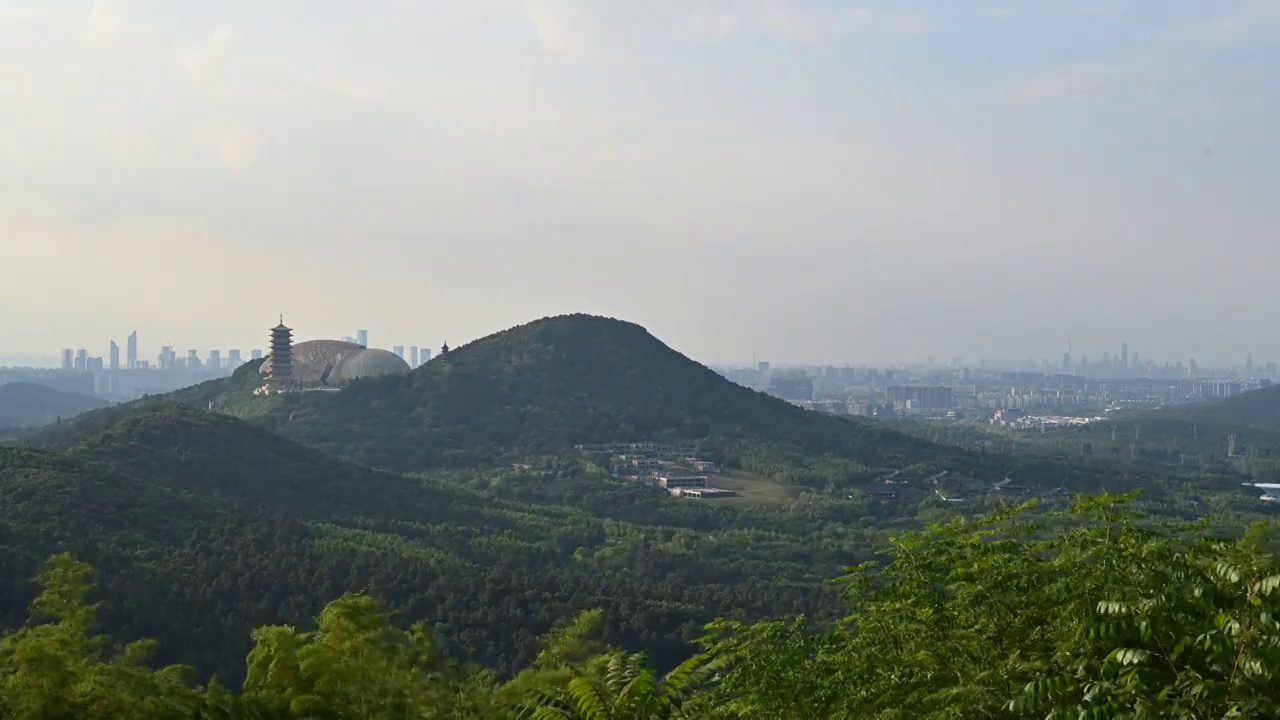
top-left (109, 341), bottom-right (120, 370)
top-left (441, 342), bottom-right (449, 355)
top-left (126, 331), bottom-right (137, 369)
top-left (410, 346), bottom-right (419, 368)
top-left (1121, 342), bottom-right (1129, 371)
top-left (393, 345), bottom-right (405, 359)
top-left (268, 316), bottom-right (294, 390)
top-left (356, 329), bottom-right (368, 348)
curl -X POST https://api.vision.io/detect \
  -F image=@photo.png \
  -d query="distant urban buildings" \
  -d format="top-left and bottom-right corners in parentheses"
top-left (768, 372), bottom-right (814, 402)
top-left (356, 329), bottom-right (368, 347)
top-left (887, 385), bottom-right (953, 411)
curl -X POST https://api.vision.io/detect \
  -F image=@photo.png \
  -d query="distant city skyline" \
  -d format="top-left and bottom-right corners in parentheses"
top-left (1, 322), bottom-right (1271, 375)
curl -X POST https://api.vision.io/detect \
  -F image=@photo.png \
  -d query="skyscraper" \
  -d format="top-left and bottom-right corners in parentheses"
top-left (250, 349), bottom-right (263, 361)
top-left (410, 346), bottom-right (419, 368)
top-left (392, 345), bottom-right (405, 359)
top-left (209, 350), bottom-right (221, 370)
top-left (228, 349), bottom-right (242, 367)
top-left (62, 348), bottom-right (73, 370)
top-left (1121, 342), bottom-right (1129, 371)
top-left (356, 329), bottom-right (368, 347)
top-left (127, 331), bottom-right (137, 369)
top-left (160, 346), bottom-right (172, 369)
top-left (109, 341), bottom-right (120, 370)
top-left (187, 349), bottom-right (201, 369)
top-left (75, 349), bottom-right (88, 372)
top-left (421, 348), bottom-right (431, 364)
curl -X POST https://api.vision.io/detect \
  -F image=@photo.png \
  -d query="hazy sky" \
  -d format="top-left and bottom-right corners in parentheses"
top-left (3, 0), bottom-right (1278, 366)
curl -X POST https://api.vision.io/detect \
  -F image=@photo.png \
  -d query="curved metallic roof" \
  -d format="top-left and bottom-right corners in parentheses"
top-left (261, 340), bottom-right (409, 386)
top-left (332, 348), bottom-right (411, 382)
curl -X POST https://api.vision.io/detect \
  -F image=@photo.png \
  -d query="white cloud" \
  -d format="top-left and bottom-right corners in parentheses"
top-left (845, 6), bottom-right (931, 35)
top-left (1204, 0), bottom-right (1280, 45)
top-left (684, 1), bottom-right (930, 42)
top-left (193, 125), bottom-right (255, 174)
top-left (1013, 59), bottom-right (1135, 100)
top-left (184, 24), bottom-right (237, 86)
top-left (528, 0), bottom-right (929, 59)
top-left (84, 0), bottom-right (123, 48)
top-left (527, 0), bottom-right (598, 60)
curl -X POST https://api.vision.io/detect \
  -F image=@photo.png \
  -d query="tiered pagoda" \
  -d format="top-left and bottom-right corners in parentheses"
top-left (267, 316), bottom-right (293, 391)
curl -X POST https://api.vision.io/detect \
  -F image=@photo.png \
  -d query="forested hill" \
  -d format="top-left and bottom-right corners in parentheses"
top-left (113, 313), bottom-right (981, 474)
top-left (0, 382), bottom-right (109, 428)
top-left (1140, 384), bottom-right (1280, 431)
top-left (0, 402), bottom-right (859, 684)
top-left (1045, 386), bottom-right (1280, 465)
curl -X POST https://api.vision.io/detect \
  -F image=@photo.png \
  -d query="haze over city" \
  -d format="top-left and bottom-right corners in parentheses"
top-left (4, 0), bottom-right (1278, 366)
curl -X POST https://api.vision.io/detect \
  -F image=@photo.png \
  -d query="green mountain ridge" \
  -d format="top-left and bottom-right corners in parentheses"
top-left (57, 314), bottom-right (982, 479)
top-left (1143, 384), bottom-right (1280, 431)
top-left (1041, 387), bottom-right (1280, 467)
top-left (0, 382), bottom-right (110, 429)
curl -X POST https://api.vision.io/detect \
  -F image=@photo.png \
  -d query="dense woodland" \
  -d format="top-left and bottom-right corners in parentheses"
top-left (5, 314), bottom-right (1280, 716)
top-left (7, 497), bottom-right (1280, 718)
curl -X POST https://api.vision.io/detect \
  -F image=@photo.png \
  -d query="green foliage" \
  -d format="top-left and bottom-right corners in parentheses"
top-left (244, 594), bottom-right (495, 718)
top-left (0, 554), bottom-right (204, 719)
top-left (6, 498), bottom-right (1280, 718)
top-left (519, 651), bottom-right (715, 720)
top-left (701, 494), bottom-right (1280, 718)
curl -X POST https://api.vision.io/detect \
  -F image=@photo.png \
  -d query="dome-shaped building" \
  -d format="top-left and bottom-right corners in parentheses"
top-left (261, 339), bottom-right (410, 387)
top-left (330, 348), bottom-right (411, 383)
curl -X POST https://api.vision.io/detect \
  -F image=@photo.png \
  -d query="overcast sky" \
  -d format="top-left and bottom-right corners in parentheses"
top-left (3, 0), bottom-right (1278, 366)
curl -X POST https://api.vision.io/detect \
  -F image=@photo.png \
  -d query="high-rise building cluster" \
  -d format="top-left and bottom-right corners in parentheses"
top-left (30, 328), bottom-right (268, 402)
top-left (340, 329), bottom-right (431, 369)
